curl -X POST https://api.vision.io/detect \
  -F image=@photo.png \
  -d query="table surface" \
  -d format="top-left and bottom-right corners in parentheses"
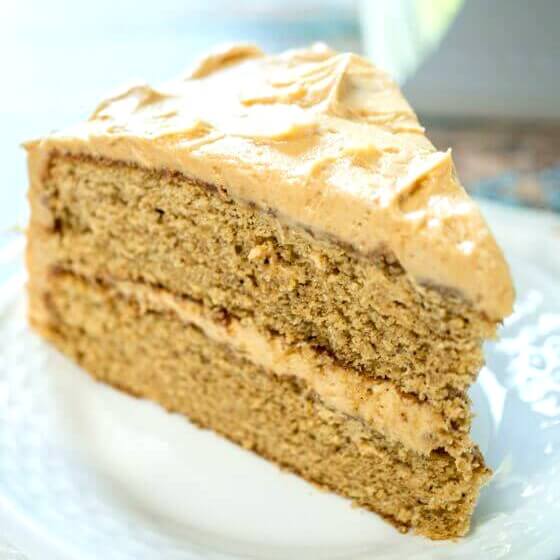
top-left (429, 120), bottom-right (560, 212)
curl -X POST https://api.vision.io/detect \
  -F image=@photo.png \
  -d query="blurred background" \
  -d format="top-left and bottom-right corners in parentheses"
top-left (1, 0), bottom-right (559, 230)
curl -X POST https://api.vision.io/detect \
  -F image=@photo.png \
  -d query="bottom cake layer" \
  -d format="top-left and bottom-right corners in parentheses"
top-left (29, 272), bottom-right (489, 539)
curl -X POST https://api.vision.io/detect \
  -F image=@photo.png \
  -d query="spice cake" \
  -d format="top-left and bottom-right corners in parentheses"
top-left (25, 43), bottom-right (515, 539)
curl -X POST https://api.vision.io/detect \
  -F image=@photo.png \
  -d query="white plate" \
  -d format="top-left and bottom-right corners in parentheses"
top-left (0, 201), bottom-right (559, 560)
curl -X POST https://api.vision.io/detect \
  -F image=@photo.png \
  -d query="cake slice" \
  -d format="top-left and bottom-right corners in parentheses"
top-left (25, 43), bottom-right (514, 539)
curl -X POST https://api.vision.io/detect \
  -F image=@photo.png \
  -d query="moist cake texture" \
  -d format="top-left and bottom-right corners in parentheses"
top-left (25, 43), bottom-right (514, 539)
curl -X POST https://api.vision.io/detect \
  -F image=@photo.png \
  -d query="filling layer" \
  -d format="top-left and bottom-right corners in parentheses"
top-left (94, 275), bottom-right (458, 455)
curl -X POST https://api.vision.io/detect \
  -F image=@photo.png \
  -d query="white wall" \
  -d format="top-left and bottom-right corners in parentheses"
top-left (402, 0), bottom-right (560, 119)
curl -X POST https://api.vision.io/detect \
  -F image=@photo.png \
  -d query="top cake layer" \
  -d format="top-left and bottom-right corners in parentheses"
top-left (25, 43), bottom-right (514, 319)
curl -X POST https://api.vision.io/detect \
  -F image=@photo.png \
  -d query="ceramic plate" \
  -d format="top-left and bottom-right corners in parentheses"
top-left (0, 201), bottom-right (559, 560)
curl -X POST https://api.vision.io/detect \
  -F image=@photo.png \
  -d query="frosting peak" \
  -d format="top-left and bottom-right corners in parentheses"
top-left (186, 43), bottom-right (263, 80)
top-left (26, 43), bottom-right (514, 319)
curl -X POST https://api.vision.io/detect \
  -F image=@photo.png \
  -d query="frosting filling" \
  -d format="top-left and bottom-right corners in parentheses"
top-left (110, 278), bottom-right (459, 456)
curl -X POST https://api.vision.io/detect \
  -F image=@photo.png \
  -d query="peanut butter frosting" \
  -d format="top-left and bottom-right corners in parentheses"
top-left (114, 278), bottom-right (459, 456)
top-left (25, 42), bottom-right (514, 319)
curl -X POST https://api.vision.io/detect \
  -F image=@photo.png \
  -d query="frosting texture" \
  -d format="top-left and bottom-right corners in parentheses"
top-left (25, 43), bottom-right (514, 319)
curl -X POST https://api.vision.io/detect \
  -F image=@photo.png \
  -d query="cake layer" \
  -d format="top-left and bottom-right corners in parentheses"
top-left (24, 43), bottom-right (514, 319)
top-left (30, 154), bottom-right (490, 416)
top-left (29, 270), bottom-right (490, 539)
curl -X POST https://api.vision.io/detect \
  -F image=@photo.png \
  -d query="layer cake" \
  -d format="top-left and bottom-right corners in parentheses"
top-left (25, 43), bottom-right (515, 539)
